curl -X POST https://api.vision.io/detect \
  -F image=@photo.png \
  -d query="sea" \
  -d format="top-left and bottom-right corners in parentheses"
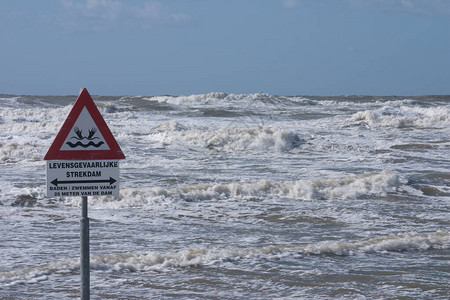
top-left (0, 92), bottom-right (448, 299)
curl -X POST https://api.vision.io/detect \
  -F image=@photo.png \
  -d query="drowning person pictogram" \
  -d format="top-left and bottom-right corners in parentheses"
top-left (66, 126), bottom-right (105, 148)
top-left (58, 106), bottom-right (110, 151)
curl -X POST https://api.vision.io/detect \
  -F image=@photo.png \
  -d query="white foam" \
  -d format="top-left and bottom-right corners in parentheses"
top-left (0, 185), bottom-right (47, 207)
top-left (0, 106), bottom-right (71, 133)
top-left (0, 142), bottom-right (45, 163)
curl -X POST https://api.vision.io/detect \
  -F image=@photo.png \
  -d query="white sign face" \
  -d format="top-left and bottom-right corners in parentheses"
top-left (46, 160), bottom-right (120, 197)
top-left (60, 107), bottom-right (110, 151)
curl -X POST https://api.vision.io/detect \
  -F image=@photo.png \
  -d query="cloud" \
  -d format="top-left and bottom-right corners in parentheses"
top-left (59, 0), bottom-right (191, 31)
top-left (62, 0), bottom-right (122, 21)
top-left (282, 0), bottom-right (301, 8)
top-left (345, 0), bottom-right (450, 16)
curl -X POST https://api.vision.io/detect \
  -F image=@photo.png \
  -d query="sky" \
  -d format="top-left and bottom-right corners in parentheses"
top-left (1, 0), bottom-right (449, 96)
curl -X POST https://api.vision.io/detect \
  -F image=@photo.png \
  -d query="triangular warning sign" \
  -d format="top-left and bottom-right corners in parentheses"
top-left (44, 88), bottom-right (125, 160)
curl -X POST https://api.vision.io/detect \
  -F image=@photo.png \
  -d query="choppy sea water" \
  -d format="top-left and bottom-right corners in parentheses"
top-left (0, 92), bottom-right (449, 299)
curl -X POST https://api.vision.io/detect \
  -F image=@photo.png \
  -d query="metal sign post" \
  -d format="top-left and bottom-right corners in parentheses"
top-left (44, 89), bottom-right (125, 299)
top-left (80, 196), bottom-right (90, 300)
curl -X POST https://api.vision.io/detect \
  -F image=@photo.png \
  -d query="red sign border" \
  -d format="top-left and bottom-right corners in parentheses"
top-left (44, 88), bottom-right (125, 160)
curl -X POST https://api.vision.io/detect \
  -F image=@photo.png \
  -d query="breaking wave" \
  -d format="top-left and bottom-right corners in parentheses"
top-left (347, 106), bottom-right (449, 128)
top-left (1, 231), bottom-right (447, 286)
top-left (87, 232), bottom-right (450, 269)
top-left (71, 170), bottom-right (406, 209)
top-left (149, 122), bottom-right (303, 152)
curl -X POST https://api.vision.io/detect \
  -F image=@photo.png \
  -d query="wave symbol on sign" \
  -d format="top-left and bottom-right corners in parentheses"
top-left (65, 127), bottom-right (105, 148)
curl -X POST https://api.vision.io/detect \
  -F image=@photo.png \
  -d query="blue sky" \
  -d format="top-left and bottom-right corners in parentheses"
top-left (1, 0), bottom-right (449, 96)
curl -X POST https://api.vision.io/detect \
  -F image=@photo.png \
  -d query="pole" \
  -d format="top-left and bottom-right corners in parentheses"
top-left (80, 196), bottom-right (90, 300)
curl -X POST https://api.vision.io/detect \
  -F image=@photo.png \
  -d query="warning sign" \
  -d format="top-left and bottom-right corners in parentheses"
top-left (44, 88), bottom-right (125, 160)
top-left (47, 160), bottom-right (120, 197)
